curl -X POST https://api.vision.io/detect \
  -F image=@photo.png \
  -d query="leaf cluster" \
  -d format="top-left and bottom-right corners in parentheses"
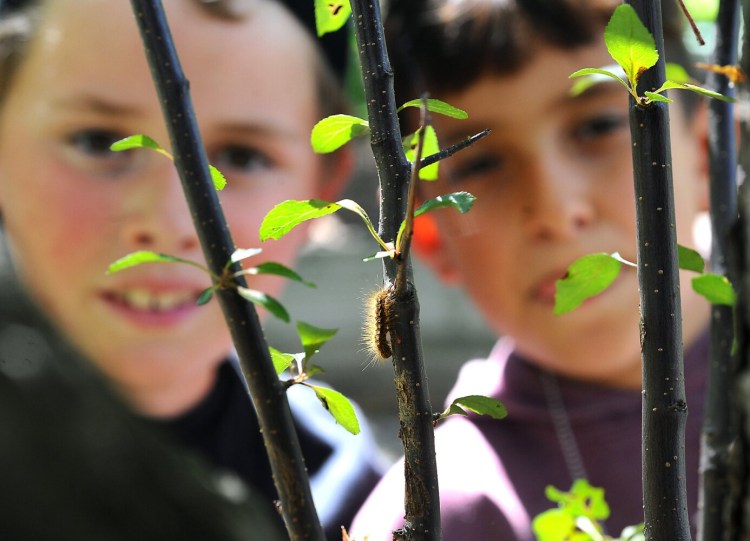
top-left (569, 4), bottom-right (733, 106)
top-left (533, 480), bottom-right (643, 541)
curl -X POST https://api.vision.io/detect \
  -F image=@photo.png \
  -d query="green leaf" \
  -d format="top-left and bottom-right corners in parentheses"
top-left (619, 524), bottom-right (646, 541)
top-left (269, 347), bottom-right (294, 375)
top-left (555, 253), bottom-right (622, 315)
top-left (644, 91), bottom-right (673, 103)
top-left (236, 286), bottom-right (290, 322)
top-left (107, 250), bottom-right (202, 274)
top-left (415, 192), bottom-right (477, 217)
top-left (677, 244), bottom-right (705, 273)
top-left (313, 0), bottom-right (351, 37)
top-left (532, 509), bottom-right (576, 541)
top-left (683, 0), bottom-right (719, 21)
top-left (692, 273), bottom-right (736, 306)
top-left (450, 395), bottom-right (507, 420)
top-left (297, 321), bottom-right (338, 360)
top-left (398, 98), bottom-right (468, 119)
top-left (394, 192), bottom-right (476, 249)
top-left (230, 247), bottom-right (263, 264)
top-left (248, 262), bottom-right (315, 288)
top-left (682, 83), bottom-right (736, 103)
top-left (110, 134), bottom-right (165, 153)
top-left (405, 126), bottom-right (440, 180)
top-left (604, 4), bottom-right (658, 88)
top-left (665, 63), bottom-right (691, 84)
top-left (196, 287), bottom-right (215, 306)
top-left (309, 385), bottom-right (360, 434)
top-left (311, 114), bottom-right (369, 153)
top-left (569, 67), bottom-right (630, 96)
top-left (260, 199), bottom-right (342, 241)
top-left (209, 164), bottom-right (227, 191)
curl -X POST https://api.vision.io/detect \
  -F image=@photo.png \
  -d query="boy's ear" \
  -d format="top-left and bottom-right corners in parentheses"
top-left (412, 213), bottom-right (462, 285)
top-left (319, 146), bottom-right (355, 201)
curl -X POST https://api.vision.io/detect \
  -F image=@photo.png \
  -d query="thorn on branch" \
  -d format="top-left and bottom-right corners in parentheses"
top-left (420, 128), bottom-right (491, 169)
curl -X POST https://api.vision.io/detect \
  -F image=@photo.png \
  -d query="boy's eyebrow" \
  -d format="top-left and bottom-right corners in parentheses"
top-left (51, 95), bottom-right (144, 116)
top-left (212, 121), bottom-right (305, 141)
top-left (441, 79), bottom-right (625, 144)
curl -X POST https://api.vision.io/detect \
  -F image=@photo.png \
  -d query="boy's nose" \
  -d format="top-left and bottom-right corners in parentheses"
top-left (121, 167), bottom-right (200, 254)
top-left (522, 159), bottom-right (594, 241)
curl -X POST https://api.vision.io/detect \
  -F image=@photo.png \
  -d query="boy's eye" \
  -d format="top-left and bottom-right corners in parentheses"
top-left (67, 129), bottom-right (124, 156)
top-left (212, 145), bottom-right (272, 174)
top-left (449, 154), bottom-right (504, 183)
top-left (573, 114), bottom-right (628, 142)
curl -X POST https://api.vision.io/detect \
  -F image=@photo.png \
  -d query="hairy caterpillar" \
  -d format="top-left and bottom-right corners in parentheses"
top-left (363, 286), bottom-right (395, 365)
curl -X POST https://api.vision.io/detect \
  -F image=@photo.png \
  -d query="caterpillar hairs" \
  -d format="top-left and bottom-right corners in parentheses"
top-left (363, 285), bottom-right (395, 365)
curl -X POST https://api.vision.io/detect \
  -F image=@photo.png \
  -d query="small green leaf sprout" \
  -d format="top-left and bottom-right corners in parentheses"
top-left (313, 0), bottom-right (351, 37)
top-left (110, 134), bottom-right (226, 190)
top-left (533, 480), bottom-right (643, 541)
top-left (569, 4), bottom-right (734, 106)
top-left (269, 321), bottom-right (360, 434)
top-left (433, 395), bottom-right (507, 425)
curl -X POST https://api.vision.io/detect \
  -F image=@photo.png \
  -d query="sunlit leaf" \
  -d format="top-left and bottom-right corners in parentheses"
top-left (311, 114), bottom-right (369, 153)
top-left (692, 273), bottom-right (736, 306)
top-left (110, 134), bottom-right (165, 153)
top-left (682, 83), bottom-right (736, 103)
top-left (604, 4), bottom-right (658, 88)
top-left (230, 247), bottom-right (263, 264)
top-left (248, 262), bottom-right (315, 288)
top-left (107, 250), bottom-right (203, 274)
top-left (236, 286), bottom-right (290, 322)
top-left (677, 244), bottom-right (705, 273)
top-left (209, 164), bottom-right (227, 191)
top-left (665, 63), bottom-right (691, 84)
top-left (313, 0), bottom-right (352, 36)
top-left (269, 346), bottom-right (294, 375)
top-left (398, 98), bottom-right (468, 119)
top-left (415, 192), bottom-right (476, 217)
top-left (644, 91), bottom-right (673, 103)
top-left (555, 253), bottom-right (622, 315)
top-left (260, 199), bottom-right (342, 241)
top-left (450, 395), bottom-right (507, 420)
top-left (297, 321), bottom-right (338, 360)
top-left (405, 126), bottom-right (440, 180)
top-left (532, 509), bottom-right (575, 541)
top-left (309, 385), bottom-right (360, 434)
top-left (569, 67), bottom-right (630, 96)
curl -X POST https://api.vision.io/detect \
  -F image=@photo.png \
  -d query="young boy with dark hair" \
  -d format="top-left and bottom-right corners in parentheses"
top-left (352, 1), bottom-right (711, 539)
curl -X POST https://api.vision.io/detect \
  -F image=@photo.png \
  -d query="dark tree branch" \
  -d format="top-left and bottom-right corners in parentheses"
top-left (729, 1), bottom-right (750, 537)
top-left (698, 2), bottom-right (741, 540)
top-left (626, 2), bottom-right (692, 539)
top-left (349, 1), bottom-right (441, 539)
top-left (127, 3), bottom-right (324, 540)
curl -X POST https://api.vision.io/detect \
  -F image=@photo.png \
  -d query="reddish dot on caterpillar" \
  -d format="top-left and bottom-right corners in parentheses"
top-left (363, 286), bottom-right (394, 365)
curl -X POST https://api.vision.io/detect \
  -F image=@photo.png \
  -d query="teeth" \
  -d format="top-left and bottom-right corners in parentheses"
top-left (119, 289), bottom-right (196, 312)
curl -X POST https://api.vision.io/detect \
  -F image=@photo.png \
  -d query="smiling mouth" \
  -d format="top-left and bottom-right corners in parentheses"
top-left (107, 289), bottom-right (200, 312)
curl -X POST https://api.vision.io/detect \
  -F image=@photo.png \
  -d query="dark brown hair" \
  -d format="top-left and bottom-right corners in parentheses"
top-left (385, 0), bottom-right (699, 112)
top-left (0, 0), bottom-right (347, 117)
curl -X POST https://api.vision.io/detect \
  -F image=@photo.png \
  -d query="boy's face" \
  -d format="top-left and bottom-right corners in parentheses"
top-left (0, 0), bottom-right (342, 414)
top-left (420, 40), bottom-right (709, 388)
